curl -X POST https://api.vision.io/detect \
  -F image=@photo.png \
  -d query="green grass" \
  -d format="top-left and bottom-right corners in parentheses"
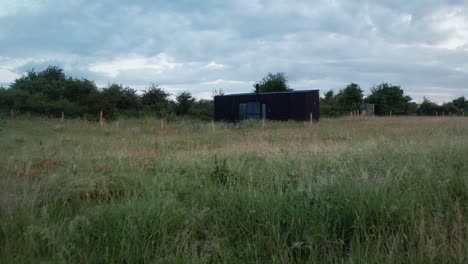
top-left (0, 117), bottom-right (467, 263)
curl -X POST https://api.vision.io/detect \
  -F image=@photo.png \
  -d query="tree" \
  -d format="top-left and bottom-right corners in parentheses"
top-left (366, 83), bottom-right (412, 115)
top-left (7, 66), bottom-right (103, 117)
top-left (324, 90), bottom-right (334, 101)
top-left (320, 90), bottom-right (341, 117)
top-left (441, 102), bottom-right (458, 115)
top-left (452, 96), bottom-right (467, 112)
top-left (406, 102), bottom-right (419, 115)
top-left (191, 99), bottom-right (214, 121)
top-left (38, 66), bottom-right (66, 81)
top-left (141, 84), bottom-right (170, 116)
top-left (175, 91), bottom-right (195, 115)
top-left (418, 97), bottom-right (439, 115)
top-left (335, 83), bottom-right (363, 113)
top-left (0, 88), bottom-right (29, 112)
top-left (212, 89), bottom-right (225, 97)
top-left (101, 84), bottom-right (142, 118)
top-left (255, 72), bottom-right (292, 93)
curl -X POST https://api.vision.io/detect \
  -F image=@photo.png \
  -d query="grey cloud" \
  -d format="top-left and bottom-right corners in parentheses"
top-left (0, 0), bottom-right (467, 102)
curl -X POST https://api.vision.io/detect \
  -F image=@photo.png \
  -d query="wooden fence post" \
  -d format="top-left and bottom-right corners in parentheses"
top-left (116, 120), bottom-right (120, 130)
top-left (61, 112), bottom-right (64, 122)
top-left (99, 110), bottom-right (103, 126)
top-left (10, 109), bottom-right (14, 119)
top-left (160, 119), bottom-right (164, 133)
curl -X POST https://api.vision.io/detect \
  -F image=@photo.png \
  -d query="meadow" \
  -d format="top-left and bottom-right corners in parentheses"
top-left (0, 116), bottom-right (467, 263)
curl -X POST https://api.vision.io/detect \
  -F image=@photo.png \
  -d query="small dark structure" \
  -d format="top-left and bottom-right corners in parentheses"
top-left (214, 89), bottom-right (320, 122)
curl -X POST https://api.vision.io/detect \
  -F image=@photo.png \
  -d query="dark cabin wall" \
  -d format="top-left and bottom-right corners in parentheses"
top-left (214, 90), bottom-right (320, 122)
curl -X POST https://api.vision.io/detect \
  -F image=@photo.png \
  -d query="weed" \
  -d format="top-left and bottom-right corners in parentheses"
top-left (210, 156), bottom-right (233, 186)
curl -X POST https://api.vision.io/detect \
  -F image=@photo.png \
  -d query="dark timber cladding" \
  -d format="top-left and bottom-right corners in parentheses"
top-left (214, 90), bottom-right (320, 122)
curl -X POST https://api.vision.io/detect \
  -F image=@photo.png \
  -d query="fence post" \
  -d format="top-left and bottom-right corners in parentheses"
top-left (10, 109), bottom-right (14, 119)
top-left (61, 112), bottom-right (64, 122)
top-left (211, 120), bottom-right (215, 131)
top-left (160, 119), bottom-right (164, 133)
top-left (310, 112), bottom-right (313, 126)
top-left (436, 112), bottom-right (438, 117)
top-left (99, 110), bottom-right (103, 126)
top-left (116, 120), bottom-right (120, 130)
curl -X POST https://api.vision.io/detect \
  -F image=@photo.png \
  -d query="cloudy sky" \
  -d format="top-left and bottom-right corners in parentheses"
top-left (1, 0), bottom-right (468, 102)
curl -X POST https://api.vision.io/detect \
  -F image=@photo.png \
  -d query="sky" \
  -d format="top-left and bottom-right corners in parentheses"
top-left (1, 0), bottom-right (468, 103)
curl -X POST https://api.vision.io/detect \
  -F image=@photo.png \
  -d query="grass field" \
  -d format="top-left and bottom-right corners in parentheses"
top-left (0, 117), bottom-right (467, 263)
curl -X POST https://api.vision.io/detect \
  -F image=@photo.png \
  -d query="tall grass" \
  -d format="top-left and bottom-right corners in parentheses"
top-left (0, 117), bottom-right (467, 263)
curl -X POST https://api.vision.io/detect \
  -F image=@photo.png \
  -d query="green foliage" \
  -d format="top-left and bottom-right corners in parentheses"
top-left (100, 84), bottom-right (142, 118)
top-left (37, 66), bottom-right (66, 81)
top-left (210, 157), bottom-right (233, 186)
top-left (449, 96), bottom-right (468, 114)
top-left (141, 84), bottom-right (170, 116)
top-left (441, 102), bottom-right (458, 115)
top-left (417, 97), bottom-right (468, 116)
top-left (2, 66), bottom-right (466, 120)
top-left (0, 66), bottom-right (214, 121)
top-left (336, 83), bottom-right (364, 113)
top-left (453, 96), bottom-right (467, 111)
top-left (3, 66), bottom-right (101, 117)
top-left (366, 83), bottom-right (412, 115)
top-left (320, 84), bottom-right (364, 117)
top-left (320, 90), bottom-right (341, 117)
top-left (417, 98), bottom-right (438, 115)
top-left (191, 99), bottom-right (214, 121)
top-left (175, 91), bottom-right (196, 115)
top-left (212, 88), bottom-right (225, 97)
top-left (255, 72), bottom-right (292, 93)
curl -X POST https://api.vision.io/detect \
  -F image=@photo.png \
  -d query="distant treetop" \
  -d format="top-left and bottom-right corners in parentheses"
top-left (255, 72), bottom-right (293, 93)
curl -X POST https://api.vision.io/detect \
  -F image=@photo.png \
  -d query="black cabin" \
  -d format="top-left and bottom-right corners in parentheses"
top-left (214, 90), bottom-right (320, 122)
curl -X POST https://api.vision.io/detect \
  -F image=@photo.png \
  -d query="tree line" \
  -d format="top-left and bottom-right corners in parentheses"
top-left (321, 82), bottom-right (467, 117)
top-left (0, 66), bottom-right (214, 120)
top-left (254, 72), bottom-right (468, 117)
top-left (1, 68), bottom-right (467, 120)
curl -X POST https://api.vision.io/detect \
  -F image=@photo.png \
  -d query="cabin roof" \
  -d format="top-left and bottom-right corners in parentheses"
top-left (216, 89), bottom-right (320, 97)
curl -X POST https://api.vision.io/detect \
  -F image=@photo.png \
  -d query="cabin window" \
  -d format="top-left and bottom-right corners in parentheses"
top-left (239, 102), bottom-right (266, 120)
